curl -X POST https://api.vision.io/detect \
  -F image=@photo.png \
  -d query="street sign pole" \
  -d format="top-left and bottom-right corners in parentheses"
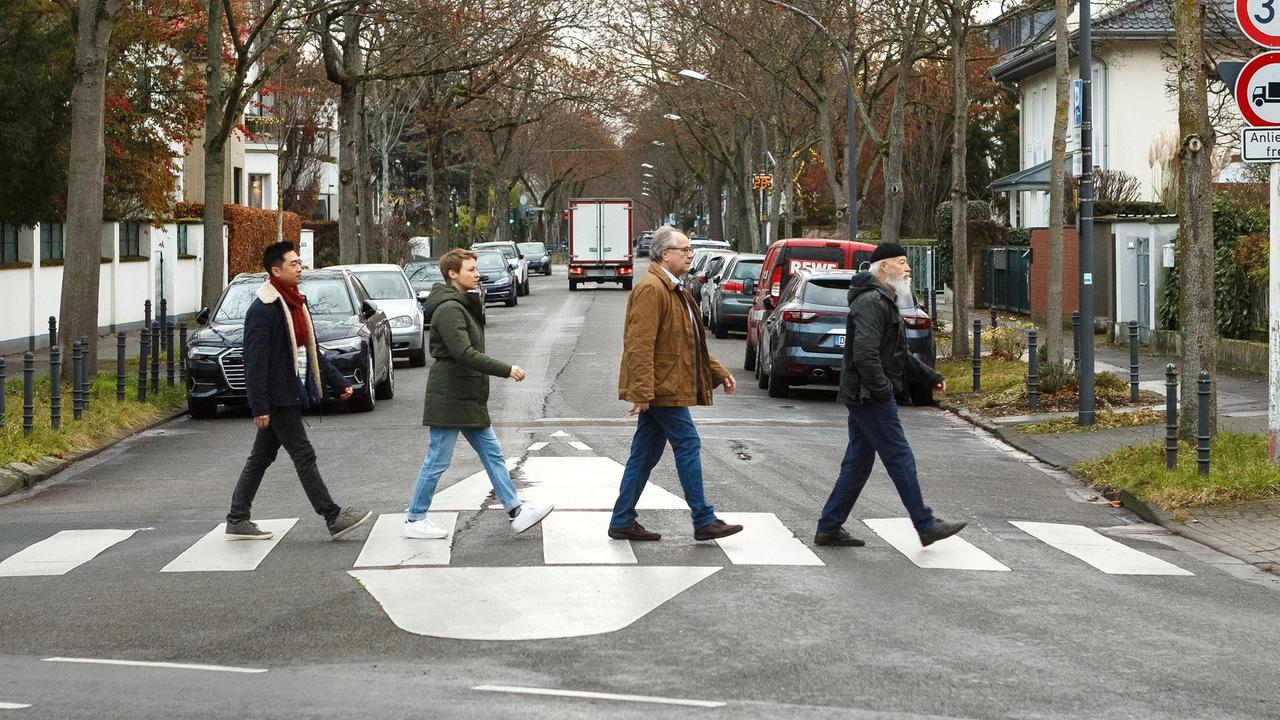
top-left (1077, 0), bottom-right (1096, 426)
top-left (1271, 162), bottom-right (1280, 462)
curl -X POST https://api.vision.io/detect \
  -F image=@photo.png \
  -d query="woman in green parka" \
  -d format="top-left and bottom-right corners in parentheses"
top-left (402, 248), bottom-right (554, 539)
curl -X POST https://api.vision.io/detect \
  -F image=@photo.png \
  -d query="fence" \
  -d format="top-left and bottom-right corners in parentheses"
top-left (902, 244), bottom-right (938, 299)
top-left (983, 246), bottom-right (1031, 314)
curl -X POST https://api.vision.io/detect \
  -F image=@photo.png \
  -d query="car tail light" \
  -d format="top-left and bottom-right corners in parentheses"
top-left (903, 314), bottom-right (932, 330)
top-left (698, 274), bottom-right (708, 284)
top-left (723, 280), bottom-right (743, 293)
top-left (569, 266), bottom-right (585, 276)
top-left (781, 310), bottom-right (820, 323)
top-left (769, 265), bottom-right (783, 298)
top-left (619, 265), bottom-right (633, 275)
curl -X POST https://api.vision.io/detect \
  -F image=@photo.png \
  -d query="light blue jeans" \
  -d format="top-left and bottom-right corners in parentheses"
top-left (406, 426), bottom-right (520, 520)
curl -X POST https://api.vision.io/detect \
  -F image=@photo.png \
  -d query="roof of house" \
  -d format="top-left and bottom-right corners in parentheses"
top-left (989, 0), bottom-right (1237, 82)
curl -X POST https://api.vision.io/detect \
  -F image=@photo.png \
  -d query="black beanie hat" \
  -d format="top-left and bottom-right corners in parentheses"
top-left (869, 242), bottom-right (907, 264)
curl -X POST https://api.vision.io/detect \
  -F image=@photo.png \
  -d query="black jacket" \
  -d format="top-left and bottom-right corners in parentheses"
top-left (837, 272), bottom-right (943, 406)
top-left (243, 281), bottom-right (349, 417)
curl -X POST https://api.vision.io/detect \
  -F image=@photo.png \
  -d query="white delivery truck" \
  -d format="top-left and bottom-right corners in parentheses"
top-left (567, 198), bottom-right (634, 291)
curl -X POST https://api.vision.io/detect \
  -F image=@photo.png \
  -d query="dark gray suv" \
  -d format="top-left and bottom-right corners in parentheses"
top-left (705, 253), bottom-right (763, 338)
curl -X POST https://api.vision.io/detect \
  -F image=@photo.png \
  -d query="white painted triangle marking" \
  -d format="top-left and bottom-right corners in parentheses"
top-left (351, 566), bottom-right (720, 640)
top-left (863, 518), bottom-right (1010, 571)
top-left (160, 519), bottom-right (297, 573)
top-left (353, 513), bottom-right (457, 568)
top-left (527, 442), bottom-right (549, 452)
top-left (542, 512), bottom-right (637, 564)
top-left (1010, 521), bottom-right (1194, 575)
top-left (567, 441), bottom-right (592, 451)
top-left (550, 431), bottom-right (571, 438)
top-left (430, 458), bottom-right (519, 510)
top-left (0, 529), bottom-right (142, 577)
top-left (713, 513), bottom-right (823, 566)
top-left (517, 456), bottom-right (688, 510)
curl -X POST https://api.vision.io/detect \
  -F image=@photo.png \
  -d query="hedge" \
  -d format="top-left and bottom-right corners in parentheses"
top-left (303, 220), bottom-right (338, 267)
top-left (174, 202), bottom-right (302, 276)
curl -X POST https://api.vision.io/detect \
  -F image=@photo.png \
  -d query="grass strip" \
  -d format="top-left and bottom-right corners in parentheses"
top-left (1018, 408), bottom-right (1164, 435)
top-left (936, 358), bottom-right (1027, 394)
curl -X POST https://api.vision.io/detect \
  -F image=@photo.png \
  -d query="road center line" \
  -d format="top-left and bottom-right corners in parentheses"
top-left (0, 702), bottom-right (31, 710)
top-left (42, 657), bottom-right (267, 674)
top-left (473, 685), bottom-right (726, 708)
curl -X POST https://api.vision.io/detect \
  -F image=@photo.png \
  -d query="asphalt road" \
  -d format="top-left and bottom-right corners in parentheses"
top-left (2, 261), bottom-right (1278, 719)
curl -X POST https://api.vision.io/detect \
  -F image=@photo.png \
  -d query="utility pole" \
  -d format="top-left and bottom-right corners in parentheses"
top-left (1077, 0), bottom-right (1096, 425)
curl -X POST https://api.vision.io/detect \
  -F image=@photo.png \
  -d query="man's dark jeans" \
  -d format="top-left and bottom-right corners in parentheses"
top-left (611, 405), bottom-right (717, 529)
top-left (228, 405), bottom-right (340, 524)
top-left (817, 399), bottom-right (936, 534)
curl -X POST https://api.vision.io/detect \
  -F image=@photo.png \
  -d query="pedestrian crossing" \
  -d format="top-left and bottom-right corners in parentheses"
top-left (0, 514), bottom-right (1197, 578)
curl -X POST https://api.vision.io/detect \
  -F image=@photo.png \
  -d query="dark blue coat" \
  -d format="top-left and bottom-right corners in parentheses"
top-left (243, 281), bottom-right (349, 417)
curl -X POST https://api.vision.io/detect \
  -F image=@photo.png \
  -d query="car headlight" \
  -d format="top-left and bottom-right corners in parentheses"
top-left (541, 254), bottom-right (549, 262)
top-left (493, 275), bottom-right (511, 286)
top-left (319, 338), bottom-right (363, 354)
top-left (389, 314), bottom-right (415, 328)
top-left (188, 345), bottom-right (223, 358)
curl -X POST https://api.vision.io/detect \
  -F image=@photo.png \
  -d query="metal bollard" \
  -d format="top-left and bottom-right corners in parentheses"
top-left (1072, 311), bottom-right (1081, 364)
top-left (166, 319), bottom-right (175, 386)
top-left (159, 298), bottom-right (168, 353)
top-left (116, 331), bottom-right (126, 401)
top-left (1165, 364), bottom-right (1178, 470)
top-left (23, 352), bottom-right (34, 436)
top-left (72, 340), bottom-right (84, 420)
top-left (150, 321), bottom-right (160, 394)
top-left (49, 315), bottom-right (57, 348)
top-left (972, 319), bottom-right (982, 392)
top-left (1027, 330), bottom-right (1039, 410)
top-left (0, 357), bottom-right (5, 429)
top-left (138, 326), bottom-right (149, 402)
top-left (1128, 321), bottom-right (1140, 403)
top-left (990, 306), bottom-right (998, 328)
top-left (1197, 371), bottom-right (1211, 476)
top-left (79, 335), bottom-right (91, 413)
top-left (178, 323), bottom-right (188, 385)
top-left (144, 299), bottom-right (152, 338)
top-left (49, 345), bottom-right (61, 430)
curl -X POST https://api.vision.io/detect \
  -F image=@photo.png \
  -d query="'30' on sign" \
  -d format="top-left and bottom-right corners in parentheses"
top-left (1237, 0), bottom-right (1280, 47)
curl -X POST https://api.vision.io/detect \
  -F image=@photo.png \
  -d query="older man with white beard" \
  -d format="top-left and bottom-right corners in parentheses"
top-left (813, 242), bottom-right (967, 549)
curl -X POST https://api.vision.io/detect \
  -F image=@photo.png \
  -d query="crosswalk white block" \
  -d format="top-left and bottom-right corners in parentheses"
top-left (713, 513), bottom-right (824, 566)
top-left (160, 519), bottom-right (297, 573)
top-left (354, 513), bottom-right (457, 568)
top-left (542, 512), bottom-right (637, 565)
top-left (1010, 521), bottom-right (1193, 576)
top-left (863, 518), bottom-right (1010, 571)
top-left (0, 529), bottom-right (142, 577)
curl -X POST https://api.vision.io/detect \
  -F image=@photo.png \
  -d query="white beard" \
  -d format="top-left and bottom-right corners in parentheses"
top-left (886, 274), bottom-right (915, 307)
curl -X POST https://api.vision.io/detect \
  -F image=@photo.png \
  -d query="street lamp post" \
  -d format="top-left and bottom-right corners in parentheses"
top-left (1077, 0), bottom-right (1096, 425)
top-left (756, 0), bottom-right (856, 242)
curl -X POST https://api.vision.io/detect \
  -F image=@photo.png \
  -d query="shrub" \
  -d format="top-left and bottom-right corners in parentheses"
top-left (172, 201), bottom-right (302, 276)
top-left (983, 326), bottom-right (1025, 360)
top-left (1038, 359), bottom-right (1077, 395)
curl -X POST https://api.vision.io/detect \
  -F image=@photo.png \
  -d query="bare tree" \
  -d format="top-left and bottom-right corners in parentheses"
top-left (940, 0), bottom-right (976, 357)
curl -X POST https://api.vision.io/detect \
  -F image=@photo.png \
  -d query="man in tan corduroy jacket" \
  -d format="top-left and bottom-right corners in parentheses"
top-left (609, 226), bottom-right (744, 543)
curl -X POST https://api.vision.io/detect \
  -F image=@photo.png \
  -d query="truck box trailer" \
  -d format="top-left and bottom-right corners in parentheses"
top-left (567, 198), bottom-right (633, 291)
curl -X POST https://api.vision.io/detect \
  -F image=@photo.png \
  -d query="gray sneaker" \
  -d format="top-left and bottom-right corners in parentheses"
top-left (225, 519), bottom-right (273, 540)
top-left (327, 507), bottom-right (373, 540)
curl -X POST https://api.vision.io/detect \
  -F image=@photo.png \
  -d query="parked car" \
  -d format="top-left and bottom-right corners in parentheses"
top-left (690, 238), bottom-right (731, 252)
top-left (744, 238), bottom-right (878, 372)
top-left (518, 241), bottom-right (553, 275)
top-left (404, 259), bottom-right (485, 326)
top-left (185, 269), bottom-right (395, 417)
top-left (683, 249), bottom-right (735, 306)
top-left (475, 250), bottom-right (519, 307)
top-left (705, 253), bottom-right (764, 338)
top-left (472, 241), bottom-right (531, 296)
top-left (333, 263), bottom-right (426, 367)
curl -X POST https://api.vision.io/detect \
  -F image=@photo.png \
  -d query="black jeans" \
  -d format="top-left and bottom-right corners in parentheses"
top-left (227, 405), bottom-right (340, 524)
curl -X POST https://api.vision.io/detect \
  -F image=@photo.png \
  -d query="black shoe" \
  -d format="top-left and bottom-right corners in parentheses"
top-left (918, 519), bottom-right (967, 547)
top-left (608, 522), bottom-right (661, 541)
top-left (694, 519), bottom-right (744, 541)
top-left (814, 528), bottom-right (866, 547)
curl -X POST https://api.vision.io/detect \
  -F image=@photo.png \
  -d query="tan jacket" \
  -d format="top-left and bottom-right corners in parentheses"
top-left (618, 262), bottom-right (729, 407)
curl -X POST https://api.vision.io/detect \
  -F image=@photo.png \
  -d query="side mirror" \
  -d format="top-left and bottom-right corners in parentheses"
top-left (195, 307), bottom-right (210, 325)
top-left (743, 279), bottom-right (756, 296)
top-left (361, 299), bottom-right (378, 319)
top-left (416, 290), bottom-right (429, 302)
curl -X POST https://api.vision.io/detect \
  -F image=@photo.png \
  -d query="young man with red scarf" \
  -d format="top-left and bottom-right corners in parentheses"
top-left (224, 242), bottom-right (372, 541)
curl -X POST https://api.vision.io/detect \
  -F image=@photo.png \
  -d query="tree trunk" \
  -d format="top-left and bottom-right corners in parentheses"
top-left (200, 0), bottom-right (228, 310)
top-left (356, 84), bottom-right (376, 262)
top-left (880, 1), bottom-right (926, 245)
top-left (1175, 0), bottom-right (1216, 438)
top-left (60, 0), bottom-right (123, 347)
top-left (949, 10), bottom-right (971, 357)
top-left (491, 180), bottom-right (511, 243)
top-left (1046, 0), bottom-right (1069, 363)
top-left (707, 159), bottom-right (725, 242)
top-left (466, 165), bottom-right (476, 246)
top-left (329, 13), bottom-right (364, 265)
top-left (735, 126), bottom-right (762, 253)
top-left (430, 132), bottom-right (451, 248)
top-left (816, 93), bottom-right (850, 239)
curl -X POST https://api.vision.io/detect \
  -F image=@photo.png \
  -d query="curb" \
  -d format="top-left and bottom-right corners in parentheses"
top-left (0, 407), bottom-right (188, 499)
top-left (937, 400), bottom-right (1277, 573)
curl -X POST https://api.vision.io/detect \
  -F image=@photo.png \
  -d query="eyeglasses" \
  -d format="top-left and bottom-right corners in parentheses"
top-left (665, 246), bottom-right (694, 255)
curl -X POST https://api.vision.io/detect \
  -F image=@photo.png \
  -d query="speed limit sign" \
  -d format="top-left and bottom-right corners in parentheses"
top-left (1238, 0), bottom-right (1280, 47)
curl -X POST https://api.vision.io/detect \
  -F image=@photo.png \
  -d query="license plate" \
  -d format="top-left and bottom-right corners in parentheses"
top-left (835, 334), bottom-right (846, 347)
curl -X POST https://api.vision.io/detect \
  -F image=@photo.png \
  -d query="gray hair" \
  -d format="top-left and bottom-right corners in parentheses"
top-left (649, 225), bottom-right (686, 259)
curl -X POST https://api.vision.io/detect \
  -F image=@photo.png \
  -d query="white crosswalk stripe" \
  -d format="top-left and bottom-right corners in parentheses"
top-left (713, 513), bottom-right (824, 566)
top-left (863, 518), bottom-right (1011, 571)
top-left (160, 519), bottom-right (297, 573)
top-left (1010, 521), bottom-right (1193, 575)
top-left (542, 512), bottom-right (637, 564)
top-left (0, 529), bottom-right (142, 577)
top-left (353, 513), bottom-right (458, 568)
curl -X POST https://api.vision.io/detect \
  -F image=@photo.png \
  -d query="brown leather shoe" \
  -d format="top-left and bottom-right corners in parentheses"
top-left (608, 522), bottom-right (661, 541)
top-left (694, 519), bottom-right (744, 541)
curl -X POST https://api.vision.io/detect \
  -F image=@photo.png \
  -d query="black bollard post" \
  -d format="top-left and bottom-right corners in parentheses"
top-left (150, 321), bottom-right (160, 394)
top-left (116, 331), bottom-right (126, 401)
top-left (1128, 321), bottom-right (1140, 403)
top-left (138, 327), bottom-right (149, 402)
top-left (1072, 311), bottom-right (1081, 364)
top-left (1165, 364), bottom-right (1178, 470)
top-left (166, 319), bottom-right (175, 387)
top-left (0, 357), bottom-right (5, 429)
top-left (1027, 330), bottom-right (1039, 410)
top-left (178, 323), bottom-right (188, 385)
top-left (71, 340), bottom-right (84, 420)
top-left (49, 345), bottom-right (61, 430)
top-left (23, 352), bottom-right (34, 436)
top-left (972, 319), bottom-right (982, 392)
top-left (49, 315), bottom-right (57, 348)
top-left (1197, 371), bottom-right (1211, 476)
top-left (79, 335), bottom-right (91, 413)
top-left (990, 306), bottom-right (998, 329)
top-left (143, 299), bottom-right (152, 338)
top-left (159, 298), bottom-right (168, 353)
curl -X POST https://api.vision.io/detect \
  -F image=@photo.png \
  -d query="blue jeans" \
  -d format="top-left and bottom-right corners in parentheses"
top-left (817, 400), bottom-right (936, 534)
top-left (611, 406), bottom-right (717, 529)
top-left (406, 426), bottom-right (520, 520)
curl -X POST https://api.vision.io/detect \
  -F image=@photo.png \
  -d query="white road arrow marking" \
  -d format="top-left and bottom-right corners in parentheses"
top-left (517, 457), bottom-right (687, 510)
top-left (429, 459), bottom-right (520, 511)
top-left (542, 512), bottom-right (637, 564)
top-left (353, 513), bottom-right (458, 568)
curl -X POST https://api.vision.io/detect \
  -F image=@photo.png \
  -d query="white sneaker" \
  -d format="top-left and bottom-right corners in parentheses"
top-left (509, 502), bottom-right (554, 534)
top-left (403, 518), bottom-right (450, 539)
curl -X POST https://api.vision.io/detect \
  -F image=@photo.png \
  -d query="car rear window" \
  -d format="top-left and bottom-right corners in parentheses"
top-left (731, 259), bottom-right (762, 280)
top-left (354, 271), bottom-right (412, 300)
top-left (802, 278), bottom-right (852, 307)
top-left (476, 253), bottom-right (508, 272)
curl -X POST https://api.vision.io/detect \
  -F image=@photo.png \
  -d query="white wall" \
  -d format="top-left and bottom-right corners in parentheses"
top-left (244, 144), bottom-right (279, 211)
